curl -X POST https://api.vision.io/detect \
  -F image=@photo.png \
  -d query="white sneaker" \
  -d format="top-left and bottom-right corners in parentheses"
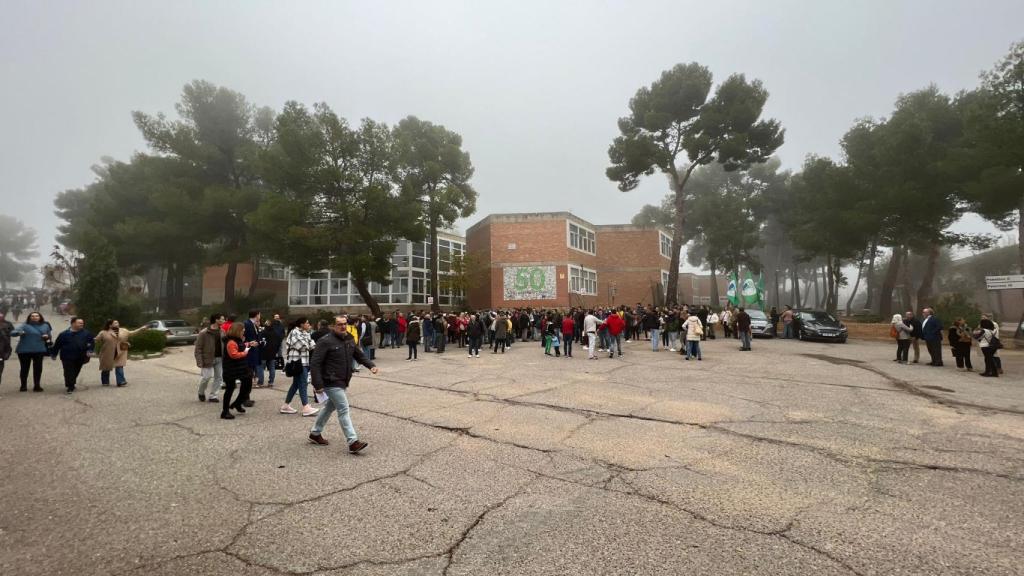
top-left (279, 404), bottom-right (298, 414)
top-left (301, 405), bottom-right (319, 416)
top-left (669, 348), bottom-right (676, 352)
top-left (468, 353), bottom-right (473, 358)
top-left (208, 395), bottom-right (219, 403)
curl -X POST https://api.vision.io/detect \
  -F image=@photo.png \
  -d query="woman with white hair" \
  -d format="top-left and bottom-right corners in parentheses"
top-left (892, 313), bottom-right (913, 364)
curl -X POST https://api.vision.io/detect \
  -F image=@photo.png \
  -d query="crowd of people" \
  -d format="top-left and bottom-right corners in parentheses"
top-left (889, 308), bottom-right (1005, 377)
top-left (0, 299), bottom-right (1012, 454)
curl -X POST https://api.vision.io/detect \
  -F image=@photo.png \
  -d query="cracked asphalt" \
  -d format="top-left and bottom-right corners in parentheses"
top-left (1, 335), bottom-right (1022, 575)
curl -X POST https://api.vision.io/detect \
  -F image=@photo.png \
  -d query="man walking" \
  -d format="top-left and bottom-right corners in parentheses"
top-left (195, 313), bottom-right (224, 403)
top-left (51, 317), bottom-right (95, 394)
top-left (583, 310), bottom-right (600, 360)
top-left (308, 316), bottom-right (378, 453)
top-left (920, 307), bottom-right (944, 367)
top-left (605, 311), bottom-right (625, 358)
top-left (735, 307), bottom-right (752, 351)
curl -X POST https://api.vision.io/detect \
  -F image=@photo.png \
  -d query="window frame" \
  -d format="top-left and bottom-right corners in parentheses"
top-left (659, 231), bottom-right (673, 260)
top-left (568, 264), bottom-right (598, 296)
top-left (567, 221), bottom-right (596, 255)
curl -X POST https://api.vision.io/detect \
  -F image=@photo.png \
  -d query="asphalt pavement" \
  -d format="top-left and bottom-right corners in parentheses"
top-left (1, 333), bottom-right (1021, 575)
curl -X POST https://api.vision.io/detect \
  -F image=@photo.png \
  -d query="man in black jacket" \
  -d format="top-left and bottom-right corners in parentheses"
top-left (51, 316), bottom-right (95, 394)
top-left (308, 316), bottom-right (378, 453)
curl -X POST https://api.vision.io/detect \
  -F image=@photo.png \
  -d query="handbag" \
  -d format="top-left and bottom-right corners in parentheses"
top-left (990, 335), bottom-right (1003, 350)
top-left (284, 359), bottom-right (302, 377)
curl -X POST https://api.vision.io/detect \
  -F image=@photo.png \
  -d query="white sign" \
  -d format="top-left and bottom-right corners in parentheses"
top-left (427, 296), bottom-right (434, 305)
top-left (986, 275), bottom-right (1024, 290)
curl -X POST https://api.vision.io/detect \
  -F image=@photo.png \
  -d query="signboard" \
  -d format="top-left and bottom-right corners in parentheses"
top-left (985, 275), bottom-right (1024, 290)
top-left (503, 266), bottom-right (556, 301)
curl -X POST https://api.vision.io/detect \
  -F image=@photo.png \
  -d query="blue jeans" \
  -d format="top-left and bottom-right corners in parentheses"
top-left (101, 366), bottom-right (126, 385)
top-left (783, 323), bottom-right (793, 339)
top-left (256, 358), bottom-right (276, 385)
top-left (650, 329), bottom-right (661, 351)
top-left (311, 387), bottom-right (357, 444)
top-left (686, 340), bottom-right (701, 359)
top-left (740, 331), bottom-right (752, 349)
top-left (285, 366), bottom-right (309, 406)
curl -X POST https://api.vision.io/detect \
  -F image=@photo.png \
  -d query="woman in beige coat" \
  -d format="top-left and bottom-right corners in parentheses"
top-left (96, 319), bottom-right (146, 387)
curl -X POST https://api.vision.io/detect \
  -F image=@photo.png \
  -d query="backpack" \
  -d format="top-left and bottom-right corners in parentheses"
top-left (889, 325), bottom-right (898, 339)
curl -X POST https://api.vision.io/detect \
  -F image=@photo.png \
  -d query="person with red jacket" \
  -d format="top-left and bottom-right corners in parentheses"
top-left (604, 311), bottom-right (625, 358)
top-left (561, 314), bottom-right (575, 358)
top-left (397, 312), bottom-right (408, 347)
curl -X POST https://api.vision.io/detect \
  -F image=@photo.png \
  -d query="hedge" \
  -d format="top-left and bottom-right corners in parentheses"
top-left (128, 329), bottom-right (168, 355)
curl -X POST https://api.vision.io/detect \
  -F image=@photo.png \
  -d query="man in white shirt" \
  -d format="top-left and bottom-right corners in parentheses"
top-left (583, 310), bottom-right (601, 360)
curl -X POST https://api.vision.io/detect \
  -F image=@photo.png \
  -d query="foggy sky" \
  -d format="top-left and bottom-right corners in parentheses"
top-left (3, 0), bottom-right (1022, 272)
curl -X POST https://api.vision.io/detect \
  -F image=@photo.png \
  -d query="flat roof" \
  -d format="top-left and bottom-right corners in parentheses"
top-left (466, 211), bottom-right (669, 236)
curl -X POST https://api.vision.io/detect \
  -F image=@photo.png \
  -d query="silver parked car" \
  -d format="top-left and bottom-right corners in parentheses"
top-left (145, 319), bottom-right (199, 345)
top-left (747, 309), bottom-right (774, 338)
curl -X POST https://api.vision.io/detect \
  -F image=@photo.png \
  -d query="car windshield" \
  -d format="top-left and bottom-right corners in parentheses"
top-left (799, 312), bottom-right (837, 324)
top-left (747, 310), bottom-right (767, 320)
top-left (163, 320), bottom-right (189, 328)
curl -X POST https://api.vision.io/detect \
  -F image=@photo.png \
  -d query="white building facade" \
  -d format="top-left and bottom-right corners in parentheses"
top-left (286, 232), bottom-right (466, 308)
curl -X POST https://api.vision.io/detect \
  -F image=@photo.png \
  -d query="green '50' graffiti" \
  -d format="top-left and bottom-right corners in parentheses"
top-left (514, 267), bottom-right (547, 291)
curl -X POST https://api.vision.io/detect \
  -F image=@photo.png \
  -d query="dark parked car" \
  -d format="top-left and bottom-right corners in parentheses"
top-left (794, 310), bottom-right (848, 343)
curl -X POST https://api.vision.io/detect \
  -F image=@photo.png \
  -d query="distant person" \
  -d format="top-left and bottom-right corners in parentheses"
top-left (891, 313), bottom-right (914, 364)
top-left (258, 315), bottom-right (286, 388)
top-left (406, 315), bottom-right (421, 361)
top-left (604, 311), bottom-right (624, 358)
top-left (244, 311), bottom-right (264, 390)
top-left (682, 311), bottom-right (704, 360)
top-left (492, 313), bottom-right (509, 354)
top-left (12, 311), bottom-right (52, 392)
top-left (561, 313), bottom-right (575, 358)
top-left (0, 311), bottom-right (12, 389)
top-left (50, 316), bottom-right (95, 395)
top-left (768, 306), bottom-right (780, 337)
top-left (583, 310), bottom-right (600, 359)
top-left (920, 307), bottom-right (943, 367)
top-left (706, 310), bottom-right (719, 340)
top-left (735, 307), bottom-right (752, 351)
top-left (194, 314), bottom-right (225, 403)
top-left (311, 319), bottom-right (330, 342)
top-left (307, 316), bottom-right (378, 453)
top-left (948, 317), bottom-right (973, 372)
top-left (976, 316), bottom-right (1002, 377)
top-left (904, 311), bottom-right (923, 363)
top-left (781, 305), bottom-right (794, 339)
top-left (95, 319), bottom-right (147, 387)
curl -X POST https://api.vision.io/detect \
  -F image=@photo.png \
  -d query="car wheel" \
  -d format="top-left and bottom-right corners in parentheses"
top-left (839, 336), bottom-right (848, 344)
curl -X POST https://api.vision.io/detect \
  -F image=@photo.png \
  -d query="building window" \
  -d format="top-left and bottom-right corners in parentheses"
top-left (257, 260), bottom-right (288, 281)
top-left (569, 265), bottom-right (598, 295)
top-left (661, 270), bottom-right (670, 297)
top-left (659, 232), bottom-right (673, 260)
top-left (567, 221), bottom-right (596, 255)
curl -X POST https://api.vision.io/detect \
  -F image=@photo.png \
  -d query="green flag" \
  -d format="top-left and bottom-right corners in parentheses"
top-left (740, 271), bottom-right (758, 307)
top-left (727, 272), bottom-right (739, 306)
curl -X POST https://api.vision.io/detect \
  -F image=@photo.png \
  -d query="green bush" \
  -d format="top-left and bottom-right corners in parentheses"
top-left (932, 293), bottom-right (983, 328)
top-left (128, 329), bottom-right (168, 354)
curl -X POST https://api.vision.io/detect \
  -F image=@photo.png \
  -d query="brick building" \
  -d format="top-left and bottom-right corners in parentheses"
top-left (465, 212), bottom-right (674, 310)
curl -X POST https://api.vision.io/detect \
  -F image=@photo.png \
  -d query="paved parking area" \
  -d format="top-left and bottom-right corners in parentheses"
top-left (1, 335), bottom-right (1022, 575)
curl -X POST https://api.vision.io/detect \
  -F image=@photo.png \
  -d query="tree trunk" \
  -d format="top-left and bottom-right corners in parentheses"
top-left (428, 216), bottom-right (441, 313)
top-left (352, 276), bottom-right (382, 318)
top-left (879, 247), bottom-right (902, 319)
top-left (164, 264), bottom-right (175, 313)
top-left (811, 264), bottom-right (821, 308)
top-left (825, 257), bottom-right (836, 314)
top-left (665, 176), bottom-right (686, 307)
top-left (864, 239), bottom-right (878, 312)
top-left (248, 258), bottom-right (260, 297)
top-left (845, 250), bottom-right (866, 316)
top-left (915, 243), bottom-right (941, 310)
top-left (708, 263), bottom-right (719, 309)
top-left (792, 261), bottom-right (801, 308)
top-left (900, 248), bottom-right (916, 314)
top-left (224, 261), bottom-right (238, 309)
top-left (168, 263), bottom-right (185, 314)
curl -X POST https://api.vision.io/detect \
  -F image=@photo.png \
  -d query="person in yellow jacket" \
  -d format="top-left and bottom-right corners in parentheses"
top-left (346, 316), bottom-right (362, 372)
